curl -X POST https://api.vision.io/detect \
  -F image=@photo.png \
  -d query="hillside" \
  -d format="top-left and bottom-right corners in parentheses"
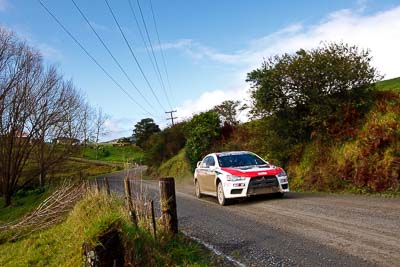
top-left (153, 77), bottom-right (400, 194)
top-left (82, 144), bottom-right (143, 163)
top-left (284, 78), bottom-right (400, 194)
top-left (376, 77), bottom-right (400, 92)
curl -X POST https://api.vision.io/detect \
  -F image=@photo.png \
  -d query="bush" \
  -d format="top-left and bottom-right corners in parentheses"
top-left (185, 111), bottom-right (220, 170)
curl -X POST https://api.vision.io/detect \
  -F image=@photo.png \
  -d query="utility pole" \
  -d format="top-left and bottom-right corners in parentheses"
top-left (165, 110), bottom-right (177, 126)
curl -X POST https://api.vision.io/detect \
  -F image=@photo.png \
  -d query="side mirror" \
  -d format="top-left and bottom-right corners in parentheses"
top-left (197, 161), bottom-right (202, 168)
top-left (209, 165), bottom-right (216, 171)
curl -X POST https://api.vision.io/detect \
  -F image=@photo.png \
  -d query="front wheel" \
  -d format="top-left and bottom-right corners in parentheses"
top-left (217, 182), bottom-right (229, 206)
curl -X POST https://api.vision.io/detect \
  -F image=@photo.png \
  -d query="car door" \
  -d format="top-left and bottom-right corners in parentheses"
top-left (197, 156), bottom-right (210, 192)
top-left (203, 156), bottom-right (216, 192)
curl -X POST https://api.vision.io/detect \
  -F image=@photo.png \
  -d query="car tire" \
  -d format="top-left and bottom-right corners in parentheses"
top-left (275, 192), bottom-right (285, 198)
top-left (195, 179), bottom-right (202, 199)
top-left (217, 182), bottom-right (229, 206)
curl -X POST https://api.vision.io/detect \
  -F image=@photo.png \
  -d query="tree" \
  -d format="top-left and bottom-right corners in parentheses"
top-left (132, 118), bottom-right (160, 148)
top-left (185, 111), bottom-right (220, 170)
top-left (0, 28), bottom-right (89, 205)
top-left (93, 108), bottom-right (108, 144)
top-left (212, 100), bottom-right (241, 126)
top-left (144, 122), bottom-right (187, 166)
top-left (247, 42), bottom-right (381, 142)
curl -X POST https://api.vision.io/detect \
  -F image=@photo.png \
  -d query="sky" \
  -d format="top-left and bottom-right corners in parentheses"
top-left (1, 0), bottom-right (400, 141)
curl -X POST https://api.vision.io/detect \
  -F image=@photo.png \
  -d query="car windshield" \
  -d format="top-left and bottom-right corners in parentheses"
top-left (217, 153), bottom-right (266, 168)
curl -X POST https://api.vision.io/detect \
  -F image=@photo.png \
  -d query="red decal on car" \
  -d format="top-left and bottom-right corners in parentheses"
top-left (221, 167), bottom-right (282, 177)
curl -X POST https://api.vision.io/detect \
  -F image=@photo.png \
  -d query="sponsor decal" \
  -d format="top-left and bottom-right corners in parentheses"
top-left (221, 167), bottom-right (282, 177)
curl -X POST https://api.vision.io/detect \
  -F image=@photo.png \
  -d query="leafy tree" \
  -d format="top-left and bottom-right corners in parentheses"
top-left (185, 111), bottom-right (220, 170)
top-left (212, 100), bottom-right (241, 126)
top-left (247, 42), bottom-right (381, 143)
top-left (132, 118), bottom-right (161, 148)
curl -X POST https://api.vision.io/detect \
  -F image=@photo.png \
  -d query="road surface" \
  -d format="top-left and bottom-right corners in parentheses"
top-left (100, 171), bottom-right (400, 267)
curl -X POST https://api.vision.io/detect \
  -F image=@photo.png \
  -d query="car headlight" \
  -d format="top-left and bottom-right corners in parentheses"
top-left (226, 175), bottom-right (245, 181)
top-left (277, 170), bottom-right (287, 177)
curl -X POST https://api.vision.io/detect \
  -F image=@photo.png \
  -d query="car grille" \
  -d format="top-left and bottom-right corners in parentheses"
top-left (248, 175), bottom-right (279, 189)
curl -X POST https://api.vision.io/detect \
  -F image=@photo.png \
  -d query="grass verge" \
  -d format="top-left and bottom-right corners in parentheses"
top-left (0, 192), bottom-right (210, 266)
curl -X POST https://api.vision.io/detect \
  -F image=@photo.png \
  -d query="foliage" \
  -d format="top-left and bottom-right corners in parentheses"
top-left (144, 122), bottom-right (187, 167)
top-left (132, 118), bottom-right (161, 148)
top-left (288, 91), bottom-right (400, 193)
top-left (185, 111), bottom-right (221, 170)
top-left (212, 100), bottom-right (242, 126)
top-left (0, 192), bottom-right (209, 266)
top-left (247, 42), bottom-right (380, 144)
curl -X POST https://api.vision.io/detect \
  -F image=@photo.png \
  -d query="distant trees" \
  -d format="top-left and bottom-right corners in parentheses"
top-left (144, 122), bottom-right (187, 166)
top-left (132, 118), bottom-right (161, 148)
top-left (247, 42), bottom-right (381, 145)
top-left (0, 27), bottom-right (91, 206)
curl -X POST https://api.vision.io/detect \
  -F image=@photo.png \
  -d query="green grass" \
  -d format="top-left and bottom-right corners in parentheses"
top-left (0, 159), bottom-right (117, 224)
top-left (82, 144), bottom-right (144, 163)
top-left (0, 187), bottom-right (49, 224)
top-left (0, 192), bottom-right (210, 266)
top-left (158, 148), bottom-right (192, 182)
top-left (51, 159), bottom-right (119, 179)
top-left (376, 77), bottom-right (400, 92)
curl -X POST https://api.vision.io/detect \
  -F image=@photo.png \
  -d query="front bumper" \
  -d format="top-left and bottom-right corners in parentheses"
top-left (222, 175), bottom-right (289, 199)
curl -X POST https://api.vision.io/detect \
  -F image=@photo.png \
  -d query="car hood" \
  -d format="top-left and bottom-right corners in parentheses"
top-left (220, 166), bottom-right (283, 177)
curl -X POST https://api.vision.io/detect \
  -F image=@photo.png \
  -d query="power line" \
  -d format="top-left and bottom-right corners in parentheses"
top-left (127, 0), bottom-right (170, 110)
top-left (104, 0), bottom-right (167, 111)
top-left (149, 0), bottom-right (175, 107)
top-left (37, 0), bottom-right (156, 118)
top-left (71, 0), bottom-right (156, 112)
top-left (165, 110), bottom-right (177, 126)
top-left (135, 0), bottom-right (172, 110)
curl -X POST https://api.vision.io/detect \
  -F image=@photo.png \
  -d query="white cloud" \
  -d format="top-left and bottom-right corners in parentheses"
top-left (102, 117), bottom-right (135, 142)
top-left (0, 0), bottom-right (9, 11)
top-left (173, 5), bottom-right (400, 121)
top-left (176, 82), bottom-right (250, 122)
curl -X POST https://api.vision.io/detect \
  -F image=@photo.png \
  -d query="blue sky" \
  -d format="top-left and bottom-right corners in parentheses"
top-left (1, 0), bottom-right (400, 140)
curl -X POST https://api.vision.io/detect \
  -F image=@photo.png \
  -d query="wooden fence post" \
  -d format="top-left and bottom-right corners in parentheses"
top-left (159, 177), bottom-right (178, 234)
top-left (149, 200), bottom-right (157, 239)
top-left (104, 177), bottom-right (110, 195)
top-left (124, 177), bottom-right (132, 210)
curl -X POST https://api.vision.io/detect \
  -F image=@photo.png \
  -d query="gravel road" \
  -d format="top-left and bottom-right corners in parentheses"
top-left (101, 172), bottom-right (400, 267)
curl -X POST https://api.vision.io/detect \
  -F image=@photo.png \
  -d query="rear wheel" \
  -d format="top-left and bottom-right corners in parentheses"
top-left (217, 182), bottom-right (228, 206)
top-left (195, 179), bottom-right (202, 198)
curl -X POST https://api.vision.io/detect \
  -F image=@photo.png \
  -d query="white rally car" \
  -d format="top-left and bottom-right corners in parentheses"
top-left (194, 151), bottom-right (289, 205)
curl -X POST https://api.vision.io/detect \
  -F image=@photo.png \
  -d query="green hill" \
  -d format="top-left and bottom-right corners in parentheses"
top-left (376, 77), bottom-right (400, 92)
top-left (82, 144), bottom-right (143, 163)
